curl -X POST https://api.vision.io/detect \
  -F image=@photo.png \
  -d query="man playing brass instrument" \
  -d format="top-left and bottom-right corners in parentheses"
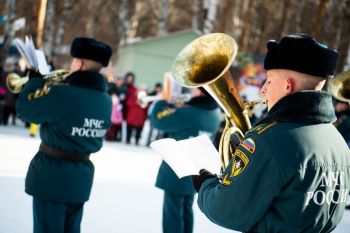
top-left (149, 84), bottom-right (222, 233)
top-left (16, 37), bottom-right (112, 233)
top-left (192, 34), bottom-right (350, 232)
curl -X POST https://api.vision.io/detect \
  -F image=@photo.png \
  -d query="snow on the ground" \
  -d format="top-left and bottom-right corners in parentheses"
top-left (1, 124), bottom-right (349, 233)
top-left (0, 125), bottom-right (233, 233)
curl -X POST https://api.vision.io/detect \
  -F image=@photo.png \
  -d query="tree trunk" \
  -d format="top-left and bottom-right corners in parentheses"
top-left (52, 0), bottom-right (76, 60)
top-left (0, 0), bottom-right (16, 64)
top-left (105, 0), bottom-right (120, 54)
top-left (127, 2), bottom-right (139, 41)
top-left (192, 0), bottom-right (200, 31)
top-left (158, 0), bottom-right (169, 35)
top-left (279, 0), bottom-right (292, 37)
top-left (294, 0), bottom-right (306, 33)
top-left (43, 0), bottom-right (56, 59)
top-left (232, 0), bottom-right (243, 40)
top-left (309, 0), bottom-right (330, 38)
top-left (256, 0), bottom-right (268, 52)
top-left (86, 0), bottom-right (104, 38)
top-left (4, 0), bottom-right (16, 38)
top-left (336, 3), bottom-right (350, 72)
top-left (118, 0), bottom-right (129, 47)
top-left (239, 0), bottom-right (256, 51)
top-left (203, 0), bottom-right (219, 34)
top-left (216, 0), bottom-right (233, 34)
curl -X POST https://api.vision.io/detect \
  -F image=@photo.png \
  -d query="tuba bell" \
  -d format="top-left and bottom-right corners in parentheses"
top-left (172, 33), bottom-right (266, 171)
top-left (328, 71), bottom-right (350, 102)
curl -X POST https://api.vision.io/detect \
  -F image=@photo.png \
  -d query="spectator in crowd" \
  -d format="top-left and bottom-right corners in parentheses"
top-left (149, 82), bottom-right (162, 96)
top-left (105, 77), bottom-right (127, 142)
top-left (124, 72), bottom-right (148, 145)
top-left (105, 93), bottom-right (124, 141)
top-left (0, 57), bottom-right (20, 125)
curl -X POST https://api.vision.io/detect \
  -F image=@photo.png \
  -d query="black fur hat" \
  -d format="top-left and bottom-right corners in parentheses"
top-left (264, 33), bottom-right (339, 78)
top-left (70, 37), bottom-right (112, 67)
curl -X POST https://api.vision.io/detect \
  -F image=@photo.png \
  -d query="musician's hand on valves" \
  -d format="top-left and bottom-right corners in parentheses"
top-left (28, 70), bottom-right (43, 80)
top-left (192, 169), bottom-right (217, 192)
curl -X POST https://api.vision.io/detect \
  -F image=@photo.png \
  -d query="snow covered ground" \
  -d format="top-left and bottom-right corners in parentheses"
top-left (1, 124), bottom-right (350, 233)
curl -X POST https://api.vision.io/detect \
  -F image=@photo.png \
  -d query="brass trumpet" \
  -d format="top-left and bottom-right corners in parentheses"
top-left (137, 91), bottom-right (163, 108)
top-left (172, 33), bottom-right (266, 170)
top-left (328, 71), bottom-right (350, 103)
top-left (6, 69), bottom-right (69, 94)
top-left (137, 91), bottom-right (191, 108)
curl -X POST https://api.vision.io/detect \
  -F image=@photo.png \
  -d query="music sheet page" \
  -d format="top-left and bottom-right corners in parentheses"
top-left (150, 134), bottom-right (221, 178)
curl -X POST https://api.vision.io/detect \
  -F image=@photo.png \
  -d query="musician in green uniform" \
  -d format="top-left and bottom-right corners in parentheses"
top-left (149, 87), bottom-right (222, 233)
top-left (192, 34), bottom-right (350, 232)
top-left (16, 37), bottom-right (112, 233)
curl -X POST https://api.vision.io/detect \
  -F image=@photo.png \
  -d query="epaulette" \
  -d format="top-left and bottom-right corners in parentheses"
top-left (156, 108), bottom-right (175, 120)
top-left (27, 82), bottom-right (69, 100)
top-left (50, 82), bottom-right (69, 87)
top-left (27, 86), bottom-right (50, 100)
top-left (248, 121), bottom-right (278, 135)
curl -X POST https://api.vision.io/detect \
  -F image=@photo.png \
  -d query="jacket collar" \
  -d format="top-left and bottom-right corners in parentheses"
top-left (256, 90), bottom-right (336, 125)
top-left (185, 95), bottom-right (218, 110)
top-left (64, 71), bottom-right (107, 92)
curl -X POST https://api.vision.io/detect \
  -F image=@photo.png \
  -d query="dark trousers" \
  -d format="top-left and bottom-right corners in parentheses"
top-left (105, 123), bottom-right (122, 141)
top-left (33, 197), bottom-right (84, 233)
top-left (163, 192), bottom-right (194, 233)
top-left (2, 105), bottom-right (16, 125)
top-left (126, 124), bottom-right (143, 144)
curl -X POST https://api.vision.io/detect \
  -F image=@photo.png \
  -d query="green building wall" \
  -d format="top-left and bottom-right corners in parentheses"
top-left (116, 31), bottom-right (201, 89)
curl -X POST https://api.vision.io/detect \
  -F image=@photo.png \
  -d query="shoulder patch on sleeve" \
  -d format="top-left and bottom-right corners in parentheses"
top-left (221, 149), bottom-right (250, 186)
top-left (250, 121), bottom-right (278, 135)
top-left (156, 108), bottom-right (176, 120)
top-left (230, 149), bottom-right (249, 177)
top-left (240, 137), bottom-right (255, 153)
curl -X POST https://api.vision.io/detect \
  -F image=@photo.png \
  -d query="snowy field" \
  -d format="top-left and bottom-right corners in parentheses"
top-left (1, 124), bottom-right (350, 233)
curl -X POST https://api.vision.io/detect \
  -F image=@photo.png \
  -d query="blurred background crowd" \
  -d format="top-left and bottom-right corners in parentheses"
top-left (1, 52), bottom-right (350, 149)
top-left (1, 0), bottom-right (350, 147)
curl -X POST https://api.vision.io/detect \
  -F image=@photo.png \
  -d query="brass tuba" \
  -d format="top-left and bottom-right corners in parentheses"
top-left (6, 69), bottom-right (69, 94)
top-left (328, 71), bottom-right (350, 102)
top-left (172, 33), bottom-right (266, 170)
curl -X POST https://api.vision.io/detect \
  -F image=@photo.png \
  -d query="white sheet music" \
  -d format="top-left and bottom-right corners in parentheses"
top-left (14, 36), bottom-right (38, 70)
top-left (150, 134), bottom-right (221, 178)
top-left (35, 50), bottom-right (50, 74)
top-left (14, 36), bottom-right (50, 74)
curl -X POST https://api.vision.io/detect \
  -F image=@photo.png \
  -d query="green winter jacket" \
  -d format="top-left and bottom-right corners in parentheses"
top-left (198, 91), bottom-right (350, 233)
top-left (16, 71), bottom-right (112, 203)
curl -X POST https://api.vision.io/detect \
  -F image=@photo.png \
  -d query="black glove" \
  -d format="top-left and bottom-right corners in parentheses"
top-left (28, 70), bottom-right (43, 80)
top-left (192, 169), bottom-right (217, 192)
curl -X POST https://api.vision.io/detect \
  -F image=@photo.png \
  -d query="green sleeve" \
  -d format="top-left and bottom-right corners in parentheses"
top-left (149, 100), bottom-right (197, 133)
top-left (16, 78), bottom-right (62, 124)
top-left (197, 135), bottom-right (282, 231)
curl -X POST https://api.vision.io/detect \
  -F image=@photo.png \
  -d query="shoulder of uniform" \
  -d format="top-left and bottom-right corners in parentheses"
top-left (248, 121), bottom-right (279, 135)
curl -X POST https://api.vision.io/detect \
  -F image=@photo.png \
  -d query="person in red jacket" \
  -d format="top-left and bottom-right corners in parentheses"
top-left (124, 72), bottom-right (148, 145)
